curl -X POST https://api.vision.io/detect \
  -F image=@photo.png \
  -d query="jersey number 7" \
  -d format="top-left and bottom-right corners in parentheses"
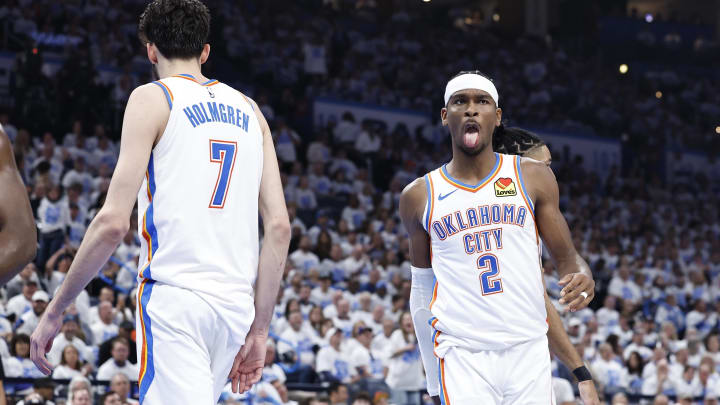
top-left (477, 254), bottom-right (503, 295)
top-left (209, 140), bottom-right (237, 209)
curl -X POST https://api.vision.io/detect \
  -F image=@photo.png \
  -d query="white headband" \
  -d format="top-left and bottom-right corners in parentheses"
top-left (444, 73), bottom-right (499, 107)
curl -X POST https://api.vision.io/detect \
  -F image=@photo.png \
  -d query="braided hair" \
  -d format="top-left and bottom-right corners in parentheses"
top-left (492, 124), bottom-right (545, 156)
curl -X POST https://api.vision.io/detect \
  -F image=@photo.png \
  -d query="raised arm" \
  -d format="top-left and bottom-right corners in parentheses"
top-left (229, 96), bottom-right (291, 394)
top-left (523, 158), bottom-right (594, 311)
top-left (30, 84), bottom-right (167, 374)
top-left (0, 128), bottom-right (37, 283)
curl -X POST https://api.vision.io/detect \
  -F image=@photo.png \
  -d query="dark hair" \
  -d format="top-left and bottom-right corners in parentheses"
top-left (10, 333), bottom-right (31, 357)
top-left (450, 70), bottom-right (493, 81)
top-left (328, 381), bottom-right (346, 396)
top-left (492, 125), bottom-right (546, 156)
top-left (112, 336), bottom-right (130, 349)
top-left (138, 0), bottom-right (210, 59)
top-left (625, 351), bottom-right (645, 375)
top-left (352, 391), bottom-right (372, 401)
top-left (100, 391), bottom-right (119, 404)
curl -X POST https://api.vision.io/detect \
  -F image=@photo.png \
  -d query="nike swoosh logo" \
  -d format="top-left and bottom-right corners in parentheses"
top-left (438, 190), bottom-right (458, 201)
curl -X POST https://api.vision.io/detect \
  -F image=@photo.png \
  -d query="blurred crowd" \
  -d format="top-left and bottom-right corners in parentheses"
top-left (2, 0), bottom-right (719, 153)
top-left (1, 1), bottom-right (720, 405)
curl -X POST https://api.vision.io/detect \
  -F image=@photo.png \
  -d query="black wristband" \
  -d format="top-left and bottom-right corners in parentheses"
top-left (573, 365), bottom-right (592, 382)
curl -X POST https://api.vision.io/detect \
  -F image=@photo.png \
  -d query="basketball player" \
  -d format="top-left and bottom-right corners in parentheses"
top-left (400, 71), bottom-right (595, 404)
top-left (30, 1), bottom-right (291, 403)
top-left (0, 125), bottom-right (36, 284)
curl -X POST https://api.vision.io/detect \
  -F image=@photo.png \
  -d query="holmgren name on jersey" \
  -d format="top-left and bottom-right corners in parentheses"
top-left (182, 101), bottom-right (251, 131)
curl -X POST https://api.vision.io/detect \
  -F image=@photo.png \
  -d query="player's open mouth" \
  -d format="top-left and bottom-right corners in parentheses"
top-left (463, 122), bottom-right (480, 148)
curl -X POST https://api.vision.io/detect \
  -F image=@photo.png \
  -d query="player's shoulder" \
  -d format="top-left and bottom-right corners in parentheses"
top-left (128, 82), bottom-right (168, 102)
top-left (401, 176), bottom-right (427, 198)
top-left (518, 156), bottom-right (555, 182)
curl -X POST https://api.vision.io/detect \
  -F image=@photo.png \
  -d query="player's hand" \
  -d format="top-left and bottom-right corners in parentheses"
top-left (578, 380), bottom-right (600, 405)
top-left (30, 311), bottom-right (62, 375)
top-left (228, 333), bottom-right (267, 394)
top-left (558, 272), bottom-right (594, 311)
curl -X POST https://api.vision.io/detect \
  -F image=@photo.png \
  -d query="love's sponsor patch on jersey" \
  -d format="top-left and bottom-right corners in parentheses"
top-left (494, 177), bottom-right (517, 197)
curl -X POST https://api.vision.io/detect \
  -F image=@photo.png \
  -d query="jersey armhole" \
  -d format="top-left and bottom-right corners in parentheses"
top-left (151, 81), bottom-right (173, 110)
top-left (422, 173), bottom-right (435, 232)
top-left (514, 156), bottom-right (535, 214)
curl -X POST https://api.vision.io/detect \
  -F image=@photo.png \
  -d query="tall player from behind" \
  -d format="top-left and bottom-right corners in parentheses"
top-left (400, 72), bottom-right (594, 404)
top-left (30, 1), bottom-right (291, 403)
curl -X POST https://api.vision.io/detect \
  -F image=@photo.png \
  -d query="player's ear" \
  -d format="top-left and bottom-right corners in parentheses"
top-left (495, 107), bottom-right (502, 126)
top-left (146, 43), bottom-right (158, 65)
top-left (199, 44), bottom-right (211, 65)
top-left (440, 107), bottom-right (448, 126)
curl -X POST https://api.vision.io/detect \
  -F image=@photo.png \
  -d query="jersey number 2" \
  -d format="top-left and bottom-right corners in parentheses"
top-left (477, 254), bottom-right (503, 295)
top-left (209, 140), bottom-right (237, 209)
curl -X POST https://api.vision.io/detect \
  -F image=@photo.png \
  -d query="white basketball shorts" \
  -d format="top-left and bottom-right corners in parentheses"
top-left (436, 335), bottom-right (554, 405)
top-left (135, 281), bottom-right (246, 404)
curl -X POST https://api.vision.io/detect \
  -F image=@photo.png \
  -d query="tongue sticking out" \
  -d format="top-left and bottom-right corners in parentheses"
top-left (463, 129), bottom-right (480, 148)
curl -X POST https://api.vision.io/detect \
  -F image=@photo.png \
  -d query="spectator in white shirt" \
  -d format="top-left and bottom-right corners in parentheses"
top-left (350, 292), bottom-right (374, 326)
top-left (61, 157), bottom-right (94, 193)
top-left (306, 133), bottom-right (331, 164)
top-left (91, 301), bottom-right (119, 346)
top-left (311, 273), bottom-right (335, 308)
top-left (673, 365), bottom-right (699, 399)
top-left (308, 162), bottom-right (333, 196)
top-left (278, 310), bottom-right (318, 367)
top-left (686, 300), bottom-right (717, 338)
top-left (52, 344), bottom-right (92, 380)
top-left (96, 337), bottom-right (138, 381)
top-left (623, 331), bottom-right (654, 361)
top-left (6, 279), bottom-right (38, 321)
top-left (15, 290), bottom-right (49, 336)
top-left (341, 195), bottom-right (366, 231)
top-left (294, 176), bottom-right (318, 211)
top-left (333, 112), bottom-right (360, 145)
top-left (350, 326), bottom-right (386, 381)
top-left (316, 328), bottom-right (351, 383)
top-left (36, 184), bottom-right (70, 270)
top-left (274, 120), bottom-right (301, 163)
top-left (354, 123), bottom-right (381, 155)
top-left (385, 312), bottom-right (424, 405)
top-left (372, 317), bottom-right (397, 361)
top-left (608, 266), bottom-right (642, 304)
top-left (332, 299), bottom-right (354, 337)
top-left (47, 315), bottom-right (95, 367)
top-left (552, 376), bottom-right (576, 405)
top-left (289, 236), bottom-right (320, 273)
top-left (597, 295), bottom-right (620, 330)
top-left (591, 343), bottom-right (628, 394)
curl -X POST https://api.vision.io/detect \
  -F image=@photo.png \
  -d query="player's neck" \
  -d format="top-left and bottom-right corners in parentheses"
top-left (446, 146), bottom-right (497, 184)
top-left (156, 60), bottom-right (208, 83)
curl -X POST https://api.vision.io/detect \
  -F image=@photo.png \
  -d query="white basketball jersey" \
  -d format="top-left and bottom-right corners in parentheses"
top-left (137, 74), bottom-right (262, 338)
top-left (423, 153), bottom-right (548, 354)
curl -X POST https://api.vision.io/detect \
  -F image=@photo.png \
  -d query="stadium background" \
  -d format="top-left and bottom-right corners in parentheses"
top-left (1, 0), bottom-right (720, 404)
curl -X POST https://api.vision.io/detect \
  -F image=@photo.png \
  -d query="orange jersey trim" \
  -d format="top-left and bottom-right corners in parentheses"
top-left (439, 155), bottom-right (503, 192)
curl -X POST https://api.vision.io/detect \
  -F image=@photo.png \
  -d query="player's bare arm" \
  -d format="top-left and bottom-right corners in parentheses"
top-left (30, 83), bottom-right (168, 374)
top-left (523, 157), bottom-right (594, 311)
top-left (228, 96), bottom-right (291, 394)
top-left (400, 177), bottom-right (441, 405)
top-left (399, 177), bottom-right (431, 268)
top-left (543, 279), bottom-right (600, 404)
top-left (0, 129), bottom-right (37, 283)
